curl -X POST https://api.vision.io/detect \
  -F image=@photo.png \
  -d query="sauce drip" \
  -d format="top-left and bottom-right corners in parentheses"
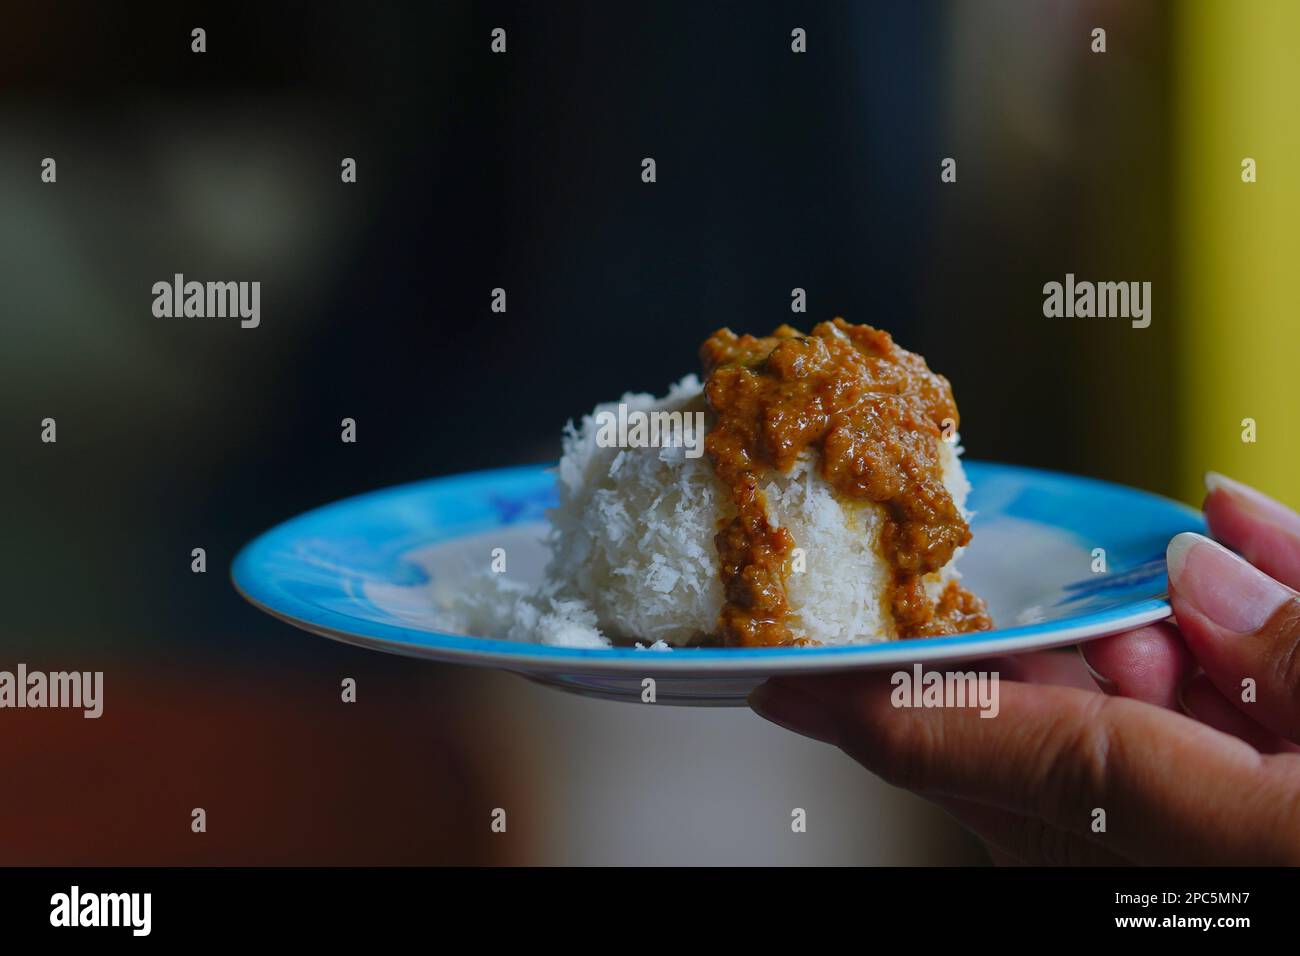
top-left (700, 319), bottom-right (991, 646)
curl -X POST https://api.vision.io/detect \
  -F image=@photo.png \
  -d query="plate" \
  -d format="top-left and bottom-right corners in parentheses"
top-left (231, 461), bottom-right (1204, 705)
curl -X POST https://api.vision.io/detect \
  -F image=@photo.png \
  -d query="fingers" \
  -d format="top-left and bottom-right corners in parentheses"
top-left (1179, 673), bottom-right (1300, 755)
top-left (932, 796), bottom-right (1131, 866)
top-left (750, 671), bottom-right (1300, 864)
top-left (747, 680), bottom-right (839, 745)
top-left (1204, 471), bottom-right (1300, 592)
top-left (1078, 622), bottom-right (1195, 708)
top-left (1084, 620), bottom-right (1296, 751)
top-left (1167, 531), bottom-right (1300, 742)
top-left (977, 649), bottom-right (1097, 690)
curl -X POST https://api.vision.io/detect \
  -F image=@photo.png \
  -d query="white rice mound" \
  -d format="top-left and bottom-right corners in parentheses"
top-left (438, 375), bottom-right (972, 649)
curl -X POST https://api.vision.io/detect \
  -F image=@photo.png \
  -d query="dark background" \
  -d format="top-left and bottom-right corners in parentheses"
top-left (1, 1), bottom-right (1186, 863)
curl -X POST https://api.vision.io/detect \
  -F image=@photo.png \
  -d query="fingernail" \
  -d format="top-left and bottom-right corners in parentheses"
top-left (1204, 471), bottom-right (1299, 527)
top-left (1204, 470), bottom-right (1241, 496)
top-left (748, 682), bottom-right (840, 746)
top-left (1166, 532), bottom-right (1292, 634)
top-left (1076, 644), bottom-right (1116, 693)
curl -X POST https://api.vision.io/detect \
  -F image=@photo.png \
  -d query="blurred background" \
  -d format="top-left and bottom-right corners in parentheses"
top-left (1, 0), bottom-right (1295, 864)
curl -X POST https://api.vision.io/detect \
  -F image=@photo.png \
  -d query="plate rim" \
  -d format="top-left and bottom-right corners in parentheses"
top-left (231, 460), bottom-right (1204, 674)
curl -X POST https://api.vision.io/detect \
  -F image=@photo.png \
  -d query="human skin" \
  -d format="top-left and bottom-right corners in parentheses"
top-left (748, 472), bottom-right (1300, 864)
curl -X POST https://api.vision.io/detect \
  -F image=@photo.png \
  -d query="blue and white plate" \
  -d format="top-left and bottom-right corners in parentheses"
top-left (231, 462), bottom-right (1204, 705)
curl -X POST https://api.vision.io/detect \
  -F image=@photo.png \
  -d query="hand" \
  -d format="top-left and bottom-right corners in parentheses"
top-left (748, 472), bottom-right (1300, 864)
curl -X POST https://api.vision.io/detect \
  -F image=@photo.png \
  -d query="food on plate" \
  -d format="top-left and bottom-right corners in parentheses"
top-left (437, 319), bottom-right (991, 649)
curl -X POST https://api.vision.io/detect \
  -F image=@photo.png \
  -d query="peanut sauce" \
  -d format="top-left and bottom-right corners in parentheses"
top-left (700, 319), bottom-right (992, 647)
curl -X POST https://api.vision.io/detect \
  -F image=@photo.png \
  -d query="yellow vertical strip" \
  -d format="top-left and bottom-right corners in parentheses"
top-left (1177, 0), bottom-right (1300, 510)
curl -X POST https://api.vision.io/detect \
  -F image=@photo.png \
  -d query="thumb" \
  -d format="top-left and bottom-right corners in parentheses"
top-left (1167, 531), bottom-right (1300, 742)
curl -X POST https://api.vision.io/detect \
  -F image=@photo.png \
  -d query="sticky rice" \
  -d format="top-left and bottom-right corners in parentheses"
top-left (437, 374), bottom-right (974, 649)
